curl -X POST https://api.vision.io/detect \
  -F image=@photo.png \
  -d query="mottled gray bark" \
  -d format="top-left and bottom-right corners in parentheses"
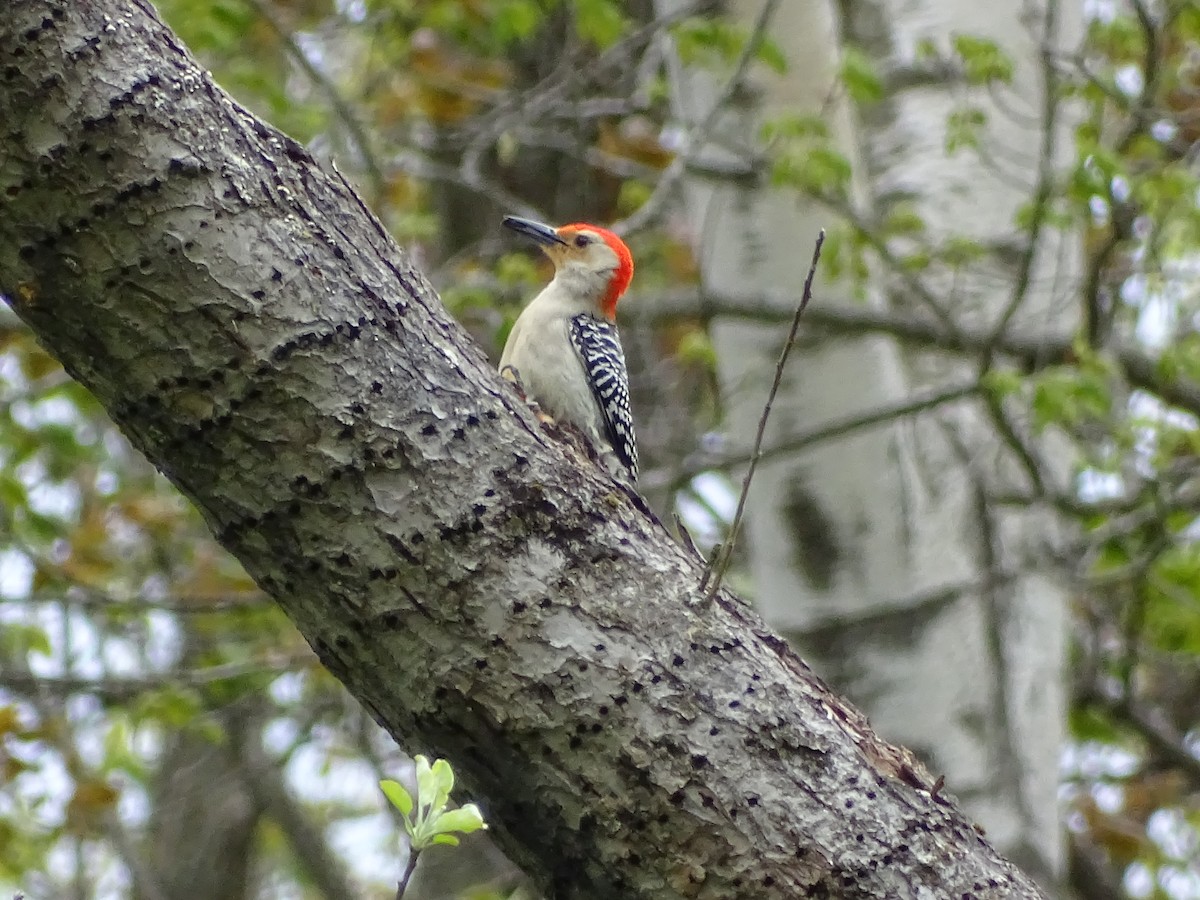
top-left (0, 2), bottom-right (1045, 897)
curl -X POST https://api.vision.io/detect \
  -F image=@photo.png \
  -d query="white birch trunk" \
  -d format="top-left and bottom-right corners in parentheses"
top-left (662, 0), bottom-right (1081, 887)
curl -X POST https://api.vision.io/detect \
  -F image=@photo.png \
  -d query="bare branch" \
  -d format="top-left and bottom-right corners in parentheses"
top-left (615, 0), bottom-right (785, 237)
top-left (982, 0), bottom-right (1065, 357)
top-left (625, 288), bottom-right (1200, 416)
top-left (702, 230), bottom-right (822, 599)
top-left (643, 379), bottom-right (980, 493)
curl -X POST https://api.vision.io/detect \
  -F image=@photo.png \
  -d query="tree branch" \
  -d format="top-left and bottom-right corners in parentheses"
top-left (626, 288), bottom-right (1200, 416)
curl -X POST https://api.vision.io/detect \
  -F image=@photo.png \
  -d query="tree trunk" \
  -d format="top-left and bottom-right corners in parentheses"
top-left (0, 2), bottom-right (1046, 897)
top-left (660, 0), bottom-right (1076, 889)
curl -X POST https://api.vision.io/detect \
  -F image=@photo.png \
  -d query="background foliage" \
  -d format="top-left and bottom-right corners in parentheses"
top-left (2, 0), bottom-right (1200, 897)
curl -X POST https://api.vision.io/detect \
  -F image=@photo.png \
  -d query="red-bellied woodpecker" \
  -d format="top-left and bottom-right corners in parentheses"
top-left (499, 215), bottom-right (639, 481)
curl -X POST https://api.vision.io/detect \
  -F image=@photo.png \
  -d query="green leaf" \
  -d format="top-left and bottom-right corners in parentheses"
top-left (981, 368), bottom-right (1023, 399)
top-left (882, 205), bottom-right (926, 237)
top-left (756, 38), bottom-right (788, 74)
top-left (1030, 365), bottom-right (1112, 432)
top-left (940, 236), bottom-right (985, 266)
top-left (1069, 707), bottom-right (1121, 744)
top-left (430, 833), bottom-right (461, 846)
top-left (431, 803), bottom-right (487, 836)
top-left (951, 34), bottom-right (1014, 83)
top-left (428, 757), bottom-right (455, 812)
top-left (945, 106), bottom-right (987, 154)
top-left (380, 779), bottom-right (414, 817)
top-left (493, 0), bottom-right (543, 44)
top-left (840, 46), bottom-right (884, 105)
top-left (574, 0), bottom-right (628, 48)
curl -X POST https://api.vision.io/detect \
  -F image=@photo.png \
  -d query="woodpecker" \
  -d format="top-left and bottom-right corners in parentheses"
top-left (499, 215), bottom-right (639, 481)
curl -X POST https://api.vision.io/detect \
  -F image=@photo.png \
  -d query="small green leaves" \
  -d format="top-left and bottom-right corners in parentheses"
top-left (671, 17), bottom-right (788, 74)
top-left (574, 0), bottom-right (629, 48)
top-left (381, 756), bottom-right (487, 852)
top-left (951, 34), bottom-right (1014, 84)
top-left (427, 805), bottom-right (488, 846)
top-left (945, 106), bottom-right (987, 154)
top-left (380, 778), bottom-right (414, 817)
top-left (839, 46), bottom-right (884, 105)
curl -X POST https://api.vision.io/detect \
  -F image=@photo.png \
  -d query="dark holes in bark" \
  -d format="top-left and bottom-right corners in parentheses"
top-left (23, 16), bottom-right (55, 40)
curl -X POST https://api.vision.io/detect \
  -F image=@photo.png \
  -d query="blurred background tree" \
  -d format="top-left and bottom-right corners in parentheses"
top-left (2, 0), bottom-right (1199, 898)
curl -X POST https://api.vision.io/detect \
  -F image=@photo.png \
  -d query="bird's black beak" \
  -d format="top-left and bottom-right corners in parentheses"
top-left (503, 215), bottom-right (567, 247)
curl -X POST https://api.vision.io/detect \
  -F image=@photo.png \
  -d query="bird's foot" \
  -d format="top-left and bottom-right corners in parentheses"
top-left (501, 365), bottom-right (556, 425)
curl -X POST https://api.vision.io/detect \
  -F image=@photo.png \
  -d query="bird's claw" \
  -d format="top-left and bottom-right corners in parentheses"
top-left (502, 364), bottom-right (556, 425)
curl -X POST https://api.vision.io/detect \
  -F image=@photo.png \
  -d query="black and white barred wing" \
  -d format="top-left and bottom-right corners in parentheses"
top-left (569, 314), bottom-right (639, 480)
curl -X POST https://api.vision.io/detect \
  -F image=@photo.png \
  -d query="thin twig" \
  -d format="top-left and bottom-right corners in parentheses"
top-left (643, 380), bottom-right (979, 495)
top-left (981, 0), bottom-right (1062, 360)
top-left (703, 230), bottom-right (824, 600)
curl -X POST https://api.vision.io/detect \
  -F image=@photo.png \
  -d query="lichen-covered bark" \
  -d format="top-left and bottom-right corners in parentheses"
top-left (0, 2), bottom-right (1045, 897)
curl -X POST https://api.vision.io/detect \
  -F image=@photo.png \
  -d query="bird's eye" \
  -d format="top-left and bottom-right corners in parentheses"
top-left (574, 234), bottom-right (590, 248)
